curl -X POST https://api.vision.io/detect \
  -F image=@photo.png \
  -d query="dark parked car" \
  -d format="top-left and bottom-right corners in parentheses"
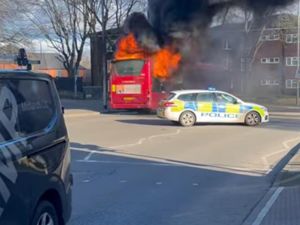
top-left (0, 71), bottom-right (72, 225)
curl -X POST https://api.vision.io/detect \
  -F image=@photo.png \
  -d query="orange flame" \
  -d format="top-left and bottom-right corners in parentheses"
top-left (114, 33), bottom-right (149, 60)
top-left (115, 33), bottom-right (181, 80)
top-left (152, 47), bottom-right (181, 80)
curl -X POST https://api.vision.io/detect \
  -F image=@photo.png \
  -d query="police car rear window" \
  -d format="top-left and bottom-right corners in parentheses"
top-left (0, 79), bottom-right (55, 143)
top-left (177, 94), bottom-right (197, 101)
top-left (167, 93), bottom-right (176, 100)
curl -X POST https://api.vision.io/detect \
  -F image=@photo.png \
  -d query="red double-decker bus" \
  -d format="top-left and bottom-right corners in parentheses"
top-left (109, 58), bottom-right (166, 110)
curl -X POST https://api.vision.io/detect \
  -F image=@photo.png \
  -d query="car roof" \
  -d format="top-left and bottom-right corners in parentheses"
top-left (170, 89), bottom-right (228, 95)
top-left (0, 70), bottom-right (52, 80)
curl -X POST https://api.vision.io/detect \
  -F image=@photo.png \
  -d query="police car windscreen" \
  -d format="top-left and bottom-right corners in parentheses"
top-left (114, 60), bottom-right (144, 76)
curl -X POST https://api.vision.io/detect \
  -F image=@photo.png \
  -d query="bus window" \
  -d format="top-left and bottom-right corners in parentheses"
top-left (113, 60), bottom-right (144, 76)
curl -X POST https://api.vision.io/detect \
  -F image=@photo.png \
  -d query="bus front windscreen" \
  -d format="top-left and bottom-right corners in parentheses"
top-left (114, 60), bottom-right (145, 76)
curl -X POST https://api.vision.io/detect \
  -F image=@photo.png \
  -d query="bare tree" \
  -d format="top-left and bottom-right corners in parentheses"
top-left (86, 0), bottom-right (145, 50)
top-left (85, 0), bottom-right (145, 105)
top-left (0, 0), bottom-right (30, 49)
top-left (27, 0), bottom-right (92, 78)
top-left (86, 0), bottom-right (144, 30)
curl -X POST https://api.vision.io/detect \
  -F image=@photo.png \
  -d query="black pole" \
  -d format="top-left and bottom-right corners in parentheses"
top-left (101, 0), bottom-right (108, 111)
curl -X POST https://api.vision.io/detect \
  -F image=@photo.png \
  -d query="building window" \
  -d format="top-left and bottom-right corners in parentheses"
top-left (286, 79), bottom-right (299, 89)
top-left (261, 34), bottom-right (280, 41)
top-left (261, 57), bottom-right (280, 64)
top-left (286, 57), bottom-right (300, 66)
top-left (260, 80), bottom-right (280, 86)
top-left (286, 34), bottom-right (298, 44)
top-left (224, 40), bottom-right (231, 50)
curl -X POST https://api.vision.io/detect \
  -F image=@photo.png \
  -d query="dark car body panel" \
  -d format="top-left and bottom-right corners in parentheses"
top-left (0, 71), bottom-right (72, 225)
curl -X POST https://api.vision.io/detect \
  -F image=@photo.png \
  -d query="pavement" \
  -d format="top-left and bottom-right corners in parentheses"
top-left (62, 99), bottom-right (300, 225)
top-left (243, 142), bottom-right (300, 225)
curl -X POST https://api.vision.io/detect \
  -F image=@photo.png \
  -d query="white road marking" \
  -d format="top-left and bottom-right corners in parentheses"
top-left (155, 182), bottom-right (163, 185)
top-left (252, 187), bottom-right (284, 225)
top-left (262, 136), bottom-right (300, 173)
top-left (148, 129), bottom-right (181, 140)
top-left (120, 180), bottom-right (128, 183)
top-left (72, 147), bottom-right (263, 176)
top-left (83, 151), bottom-right (97, 161)
top-left (74, 129), bottom-right (182, 161)
top-left (76, 159), bottom-right (174, 167)
top-left (110, 138), bottom-right (147, 149)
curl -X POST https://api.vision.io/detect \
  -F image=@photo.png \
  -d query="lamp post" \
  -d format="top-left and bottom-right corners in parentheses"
top-left (101, 0), bottom-right (108, 110)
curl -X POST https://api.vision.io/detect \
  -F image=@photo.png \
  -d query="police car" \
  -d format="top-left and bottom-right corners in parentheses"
top-left (157, 89), bottom-right (269, 127)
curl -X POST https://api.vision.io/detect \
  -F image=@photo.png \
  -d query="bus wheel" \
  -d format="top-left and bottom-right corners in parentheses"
top-left (179, 111), bottom-right (196, 127)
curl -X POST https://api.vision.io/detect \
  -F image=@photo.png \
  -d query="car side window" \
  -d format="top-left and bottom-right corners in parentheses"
top-left (177, 93), bottom-right (197, 101)
top-left (215, 93), bottom-right (237, 104)
top-left (0, 79), bottom-right (55, 143)
top-left (0, 83), bottom-right (19, 142)
top-left (197, 93), bottom-right (215, 102)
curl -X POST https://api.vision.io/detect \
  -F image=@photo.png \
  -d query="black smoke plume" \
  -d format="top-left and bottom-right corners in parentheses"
top-left (148, 0), bottom-right (295, 39)
top-left (124, 0), bottom-right (295, 48)
top-left (124, 12), bottom-right (160, 52)
top-left (123, 0), bottom-right (295, 83)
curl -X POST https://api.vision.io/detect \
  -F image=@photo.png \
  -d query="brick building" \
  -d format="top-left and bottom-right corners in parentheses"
top-left (90, 14), bottom-right (300, 97)
top-left (208, 14), bottom-right (300, 97)
top-left (0, 52), bottom-right (89, 80)
top-left (0, 54), bottom-right (19, 70)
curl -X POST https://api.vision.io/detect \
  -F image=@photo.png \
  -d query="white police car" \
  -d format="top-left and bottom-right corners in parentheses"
top-left (157, 89), bottom-right (269, 127)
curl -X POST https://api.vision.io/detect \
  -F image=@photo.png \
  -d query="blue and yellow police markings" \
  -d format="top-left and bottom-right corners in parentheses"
top-left (185, 101), bottom-right (198, 111)
top-left (198, 102), bottom-right (216, 113)
top-left (198, 103), bottom-right (240, 119)
top-left (170, 99), bottom-right (185, 112)
top-left (170, 100), bottom-right (266, 119)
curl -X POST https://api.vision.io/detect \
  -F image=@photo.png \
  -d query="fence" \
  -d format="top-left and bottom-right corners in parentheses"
top-left (54, 77), bottom-right (83, 93)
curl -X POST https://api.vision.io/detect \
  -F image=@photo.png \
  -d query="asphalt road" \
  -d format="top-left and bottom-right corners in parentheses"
top-left (65, 111), bottom-right (300, 225)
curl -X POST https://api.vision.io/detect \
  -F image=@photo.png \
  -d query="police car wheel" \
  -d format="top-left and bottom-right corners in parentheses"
top-left (179, 111), bottom-right (196, 127)
top-left (31, 201), bottom-right (59, 225)
top-left (245, 111), bottom-right (261, 126)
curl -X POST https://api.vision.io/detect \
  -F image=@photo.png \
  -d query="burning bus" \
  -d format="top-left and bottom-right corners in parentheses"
top-left (109, 33), bottom-right (181, 110)
top-left (107, 12), bottom-right (232, 111)
top-left (110, 59), bottom-right (166, 110)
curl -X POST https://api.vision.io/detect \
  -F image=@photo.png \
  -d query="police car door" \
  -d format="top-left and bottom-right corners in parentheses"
top-left (214, 92), bottom-right (242, 123)
top-left (196, 92), bottom-right (219, 122)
